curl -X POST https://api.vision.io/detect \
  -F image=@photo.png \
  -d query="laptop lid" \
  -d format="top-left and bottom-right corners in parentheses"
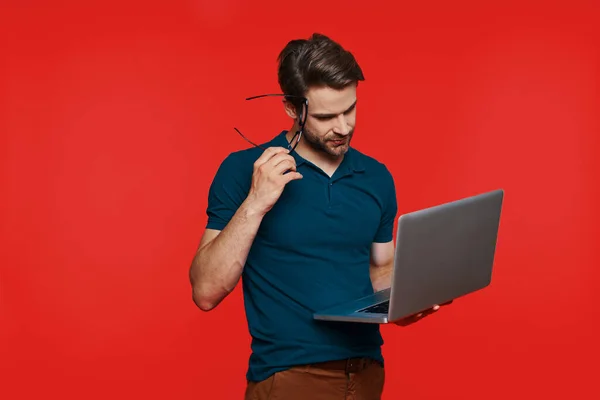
top-left (387, 189), bottom-right (504, 321)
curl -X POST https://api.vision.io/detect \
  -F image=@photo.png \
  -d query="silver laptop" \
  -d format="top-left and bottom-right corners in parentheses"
top-left (313, 189), bottom-right (504, 324)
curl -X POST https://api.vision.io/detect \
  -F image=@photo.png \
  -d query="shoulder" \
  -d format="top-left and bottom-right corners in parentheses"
top-left (207, 147), bottom-right (262, 206)
top-left (349, 147), bottom-right (394, 181)
top-left (214, 130), bottom-right (288, 177)
top-left (212, 147), bottom-right (262, 180)
top-left (221, 146), bottom-right (263, 168)
top-left (349, 147), bottom-right (397, 206)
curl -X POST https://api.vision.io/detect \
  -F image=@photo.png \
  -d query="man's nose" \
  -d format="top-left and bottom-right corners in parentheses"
top-left (333, 114), bottom-right (350, 135)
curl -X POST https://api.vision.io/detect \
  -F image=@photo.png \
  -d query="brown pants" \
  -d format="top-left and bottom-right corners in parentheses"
top-left (244, 358), bottom-right (385, 400)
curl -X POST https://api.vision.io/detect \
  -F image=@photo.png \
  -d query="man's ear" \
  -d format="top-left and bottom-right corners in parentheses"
top-left (283, 100), bottom-right (299, 120)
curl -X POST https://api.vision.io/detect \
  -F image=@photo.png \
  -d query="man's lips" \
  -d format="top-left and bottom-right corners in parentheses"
top-left (329, 138), bottom-right (346, 145)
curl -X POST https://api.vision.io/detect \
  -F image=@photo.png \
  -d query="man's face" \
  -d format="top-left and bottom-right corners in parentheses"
top-left (295, 84), bottom-right (358, 158)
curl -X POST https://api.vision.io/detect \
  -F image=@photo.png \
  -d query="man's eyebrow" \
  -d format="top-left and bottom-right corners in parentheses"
top-left (310, 100), bottom-right (357, 118)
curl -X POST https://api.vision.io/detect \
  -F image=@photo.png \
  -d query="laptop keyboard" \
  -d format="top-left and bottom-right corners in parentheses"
top-left (357, 300), bottom-right (389, 314)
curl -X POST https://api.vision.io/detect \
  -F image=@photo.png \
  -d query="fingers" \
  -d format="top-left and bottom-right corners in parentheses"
top-left (258, 151), bottom-right (298, 180)
top-left (282, 171), bottom-right (303, 183)
top-left (274, 157), bottom-right (302, 182)
top-left (253, 146), bottom-right (302, 184)
top-left (416, 305), bottom-right (440, 319)
top-left (396, 303), bottom-right (450, 326)
top-left (269, 153), bottom-right (297, 172)
top-left (256, 151), bottom-right (296, 172)
top-left (253, 147), bottom-right (289, 169)
top-left (273, 159), bottom-right (297, 175)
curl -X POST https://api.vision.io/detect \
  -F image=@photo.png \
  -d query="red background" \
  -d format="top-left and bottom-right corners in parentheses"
top-left (1, 1), bottom-right (599, 399)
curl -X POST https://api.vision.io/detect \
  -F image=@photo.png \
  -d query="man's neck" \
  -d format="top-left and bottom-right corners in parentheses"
top-left (285, 129), bottom-right (344, 177)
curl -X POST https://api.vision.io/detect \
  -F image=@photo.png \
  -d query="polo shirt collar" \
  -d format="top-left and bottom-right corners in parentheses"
top-left (274, 130), bottom-right (366, 174)
top-left (345, 147), bottom-right (366, 173)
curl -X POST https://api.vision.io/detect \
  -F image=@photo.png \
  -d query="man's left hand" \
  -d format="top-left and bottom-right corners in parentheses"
top-left (393, 300), bottom-right (453, 326)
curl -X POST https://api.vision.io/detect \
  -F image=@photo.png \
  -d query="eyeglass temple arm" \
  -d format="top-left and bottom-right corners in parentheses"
top-left (245, 94), bottom-right (308, 101)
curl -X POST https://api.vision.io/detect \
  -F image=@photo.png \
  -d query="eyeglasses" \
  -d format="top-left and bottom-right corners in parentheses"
top-left (234, 94), bottom-right (308, 153)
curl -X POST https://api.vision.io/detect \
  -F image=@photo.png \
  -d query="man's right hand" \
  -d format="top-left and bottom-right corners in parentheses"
top-left (245, 147), bottom-right (303, 216)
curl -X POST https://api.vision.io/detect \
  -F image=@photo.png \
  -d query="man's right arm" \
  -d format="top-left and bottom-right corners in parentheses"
top-left (189, 147), bottom-right (302, 311)
top-left (189, 198), bottom-right (265, 311)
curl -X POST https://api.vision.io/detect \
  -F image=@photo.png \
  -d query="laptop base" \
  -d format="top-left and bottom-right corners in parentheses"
top-left (313, 288), bottom-right (391, 324)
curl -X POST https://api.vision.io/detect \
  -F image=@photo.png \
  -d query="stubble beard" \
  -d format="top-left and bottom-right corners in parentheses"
top-left (302, 127), bottom-right (354, 158)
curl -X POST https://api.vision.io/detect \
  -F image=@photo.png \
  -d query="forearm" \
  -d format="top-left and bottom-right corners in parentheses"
top-left (190, 198), bottom-right (264, 310)
top-left (370, 262), bottom-right (393, 292)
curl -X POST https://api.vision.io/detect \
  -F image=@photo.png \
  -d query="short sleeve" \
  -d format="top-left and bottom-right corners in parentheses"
top-left (205, 153), bottom-right (252, 231)
top-left (373, 166), bottom-right (398, 243)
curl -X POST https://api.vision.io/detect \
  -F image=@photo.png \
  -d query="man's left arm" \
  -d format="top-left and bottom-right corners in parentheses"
top-left (369, 241), bottom-right (395, 292)
top-left (369, 166), bottom-right (398, 292)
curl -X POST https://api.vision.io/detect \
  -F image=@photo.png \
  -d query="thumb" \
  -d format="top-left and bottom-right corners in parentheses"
top-left (285, 172), bottom-right (303, 182)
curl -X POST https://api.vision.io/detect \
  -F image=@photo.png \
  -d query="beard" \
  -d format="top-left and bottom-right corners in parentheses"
top-left (301, 127), bottom-right (354, 158)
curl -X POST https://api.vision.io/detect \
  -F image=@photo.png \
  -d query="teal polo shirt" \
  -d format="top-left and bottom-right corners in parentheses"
top-left (206, 130), bottom-right (398, 382)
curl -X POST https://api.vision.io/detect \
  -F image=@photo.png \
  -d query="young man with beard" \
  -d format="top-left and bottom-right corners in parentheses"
top-left (189, 33), bottom-right (442, 400)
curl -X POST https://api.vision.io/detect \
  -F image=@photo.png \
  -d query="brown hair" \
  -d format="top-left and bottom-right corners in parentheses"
top-left (277, 33), bottom-right (364, 113)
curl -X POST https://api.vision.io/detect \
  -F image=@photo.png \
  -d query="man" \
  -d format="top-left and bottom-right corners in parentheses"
top-left (189, 33), bottom-right (443, 400)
